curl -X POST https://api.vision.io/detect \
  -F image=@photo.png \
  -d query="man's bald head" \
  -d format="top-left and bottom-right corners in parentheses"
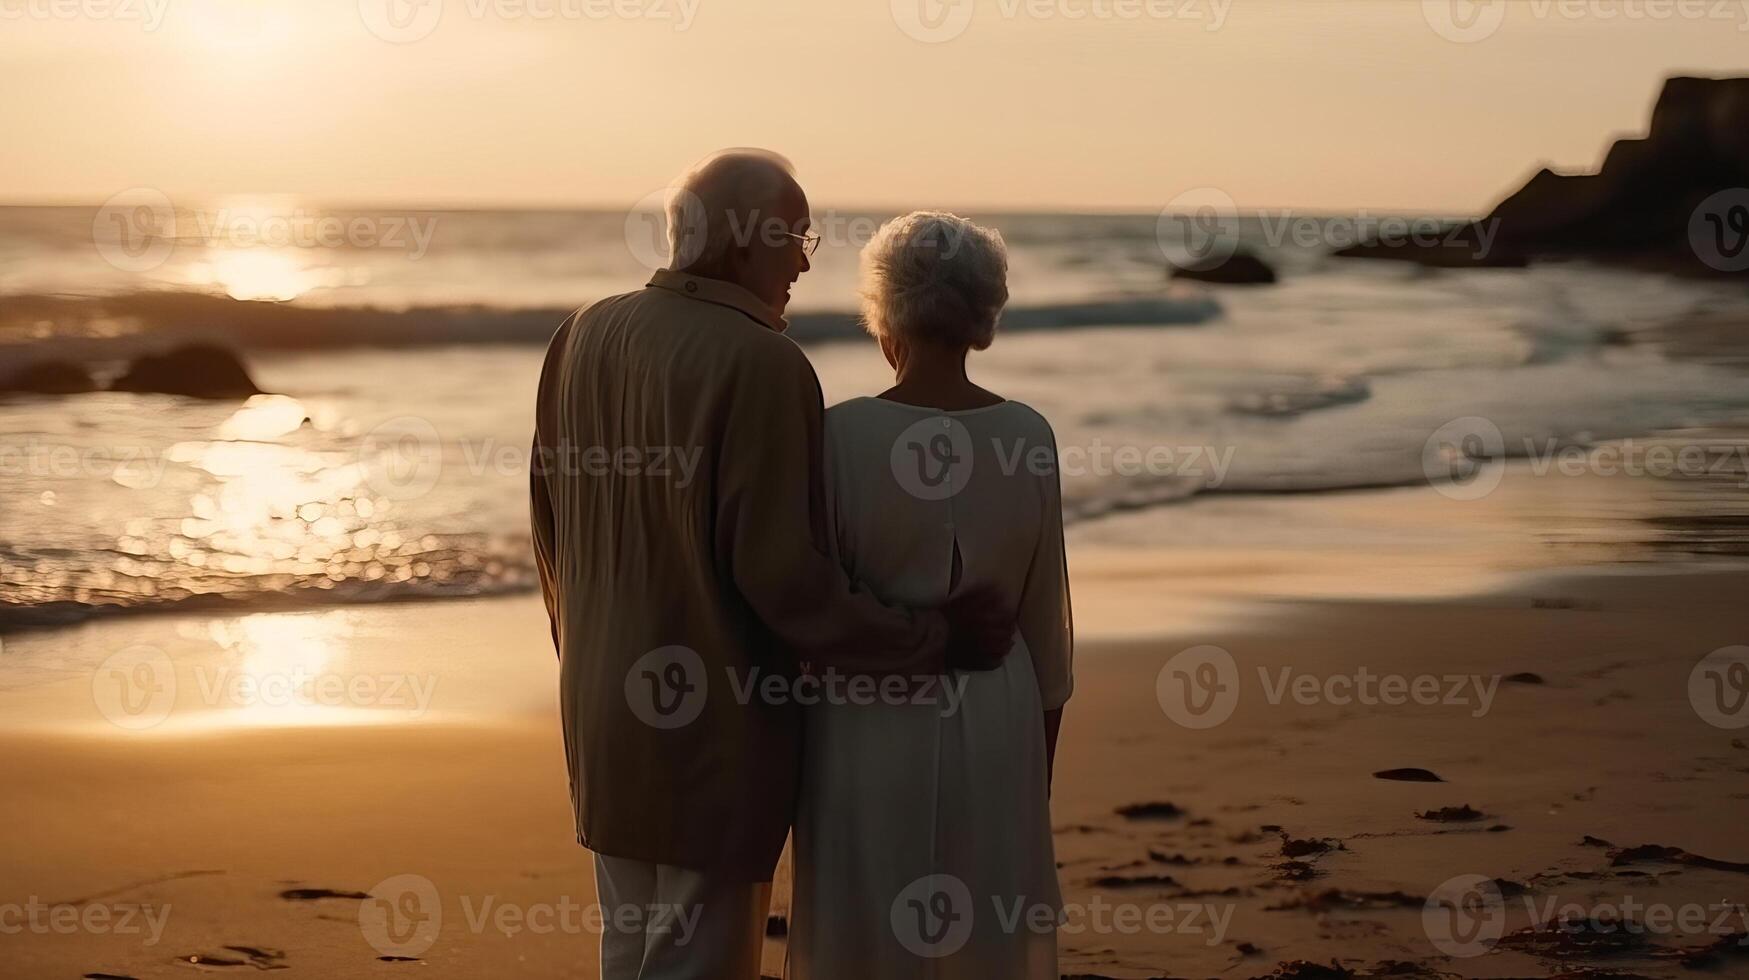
top-left (666, 149), bottom-right (799, 271)
top-left (664, 148), bottom-right (812, 319)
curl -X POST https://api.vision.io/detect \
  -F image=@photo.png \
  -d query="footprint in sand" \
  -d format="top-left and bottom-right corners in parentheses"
top-left (174, 945), bottom-right (287, 971)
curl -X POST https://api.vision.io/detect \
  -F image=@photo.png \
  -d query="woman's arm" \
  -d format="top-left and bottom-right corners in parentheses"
top-left (1016, 412), bottom-right (1074, 793)
top-left (1016, 414), bottom-right (1074, 711)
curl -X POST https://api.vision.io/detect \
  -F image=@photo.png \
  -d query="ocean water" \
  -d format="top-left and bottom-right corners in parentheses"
top-left (2, 204), bottom-right (1748, 629)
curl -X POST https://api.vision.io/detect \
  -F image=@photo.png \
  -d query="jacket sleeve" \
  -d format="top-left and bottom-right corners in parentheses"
top-left (713, 337), bottom-right (948, 677)
top-left (529, 316), bottom-right (572, 658)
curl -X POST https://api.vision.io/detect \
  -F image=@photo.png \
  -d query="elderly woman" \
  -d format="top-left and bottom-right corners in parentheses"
top-left (790, 212), bottom-right (1074, 978)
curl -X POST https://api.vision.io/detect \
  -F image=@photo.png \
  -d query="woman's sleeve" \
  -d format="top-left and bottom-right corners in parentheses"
top-left (1017, 416), bottom-right (1074, 710)
top-left (820, 409), bottom-right (853, 570)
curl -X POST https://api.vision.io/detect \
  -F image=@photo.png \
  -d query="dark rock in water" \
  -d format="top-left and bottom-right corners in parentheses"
top-left (1607, 842), bottom-right (1749, 873)
top-left (1267, 889), bottom-right (1422, 913)
top-left (1335, 75), bottom-right (1749, 276)
top-left (1249, 963), bottom-right (1355, 980)
top-left (1373, 768), bottom-right (1443, 782)
top-left (1275, 860), bottom-right (1321, 882)
top-left (279, 887), bottom-right (370, 901)
top-left (1115, 801), bottom-right (1186, 821)
top-left (1498, 915), bottom-right (1652, 958)
top-left (1332, 221), bottom-right (1528, 268)
top-left (1366, 964), bottom-right (1448, 979)
top-left (1415, 804), bottom-right (1485, 823)
top-left (1170, 248), bottom-right (1278, 285)
top-left (0, 359), bottom-right (99, 395)
top-left (1280, 836), bottom-right (1341, 858)
top-left (1680, 931), bottom-right (1749, 969)
top-left (110, 344), bottom-right (264, 399)
top-left (1488, 76), bottom-right (1749, 265)
top-left (1089, 872), bottom-right (1181, 889)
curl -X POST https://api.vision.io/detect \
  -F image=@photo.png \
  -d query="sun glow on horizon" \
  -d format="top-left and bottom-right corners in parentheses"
top-left (3, 2), bottom-right (1745, 212)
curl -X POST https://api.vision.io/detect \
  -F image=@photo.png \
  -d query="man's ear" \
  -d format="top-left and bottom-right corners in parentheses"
top-left (879, 334), bottom-right (905, 372)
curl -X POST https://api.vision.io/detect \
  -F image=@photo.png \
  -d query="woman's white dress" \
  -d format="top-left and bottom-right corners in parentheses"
top-left (790, 397), bottom-right (1074, 980)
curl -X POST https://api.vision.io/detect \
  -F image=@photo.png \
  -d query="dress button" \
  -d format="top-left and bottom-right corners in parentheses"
top-left (684, 280), bottom-right (698, 293)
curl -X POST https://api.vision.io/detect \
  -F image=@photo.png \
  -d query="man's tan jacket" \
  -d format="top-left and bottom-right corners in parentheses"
top-left (531, 270), bottom-right (947, 880)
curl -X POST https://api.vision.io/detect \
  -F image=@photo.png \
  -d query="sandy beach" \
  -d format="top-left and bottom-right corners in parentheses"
top-left (5, 496), bottom-right (1746, 979)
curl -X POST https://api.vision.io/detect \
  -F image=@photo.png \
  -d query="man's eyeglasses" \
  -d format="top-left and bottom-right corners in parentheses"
top-left (783, 232), bottom-right (822, 256)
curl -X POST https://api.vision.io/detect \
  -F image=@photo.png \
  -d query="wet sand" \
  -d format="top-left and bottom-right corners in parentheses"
top-left (3, 557), bottom-right (1746, 978)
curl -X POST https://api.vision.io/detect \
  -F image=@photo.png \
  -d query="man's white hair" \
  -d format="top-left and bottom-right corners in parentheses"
top-left (859, 211), bottom-right (1008, 351)
top-left (665, 148), bottom-right (798, 271)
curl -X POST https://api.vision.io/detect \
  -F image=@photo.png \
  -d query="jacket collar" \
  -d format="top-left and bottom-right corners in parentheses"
top-left (648, 269), bottom-right (788, 333)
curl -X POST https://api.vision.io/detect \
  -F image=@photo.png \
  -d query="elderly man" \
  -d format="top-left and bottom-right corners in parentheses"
top-left (529, 149), bottom-right (1013, 979)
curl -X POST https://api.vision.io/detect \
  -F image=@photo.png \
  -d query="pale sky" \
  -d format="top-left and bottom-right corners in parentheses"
top-left (3, 0), bottom-right (1744, 212)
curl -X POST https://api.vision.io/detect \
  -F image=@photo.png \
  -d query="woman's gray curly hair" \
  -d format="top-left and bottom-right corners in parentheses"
top-left (859, 211), bottom-right (1008, 351)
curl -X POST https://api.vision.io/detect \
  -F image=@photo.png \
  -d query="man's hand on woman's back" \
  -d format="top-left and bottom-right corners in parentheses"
top-left (942, 583), bottom-right (1017, 672)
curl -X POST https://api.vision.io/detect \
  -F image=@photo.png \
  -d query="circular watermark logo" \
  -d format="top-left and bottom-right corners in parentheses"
top-left (1689, 645), bottom-right (1749, 730)
top-left (890, 874), bottom-right (974, 958)
top-left (359, 416), bottom-right (443, 502)
top-left (890, 416), bottom-right (975, 501)
top-left (92, 645), bottom-right (177, 730)
top-left (1423, 416), bottom-right (1506, 501)
top-left (358, 0), bottom-right (444, 42)
top-left (623, 187), bottom-right (706, 272)
top-left (1156, 187), bottom-right (1240, 272)
top-left (1423, 874), bottom-right (1506, 958)
top-left (1689, 189), bottom-right (1749, 274)
top-left (360, 873), bottom-right (443, 959)
top-left (891, 0), bottom-right (975, 42)
top-left (1156, 644), bottom-right (1240, 729)
top-left (624, 645), bottom-right (707, 730)
top-left (1421, 0), bottom-right (1507, 42)
top-left (93, 188), bottom-right (176, 273)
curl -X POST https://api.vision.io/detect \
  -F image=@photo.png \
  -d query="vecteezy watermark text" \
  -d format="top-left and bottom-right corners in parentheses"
top-left (890, 418), bottom-right (1234, 501)
top-left (1422, 0), bottom-right (1749, 43)
top-left (359, 873), bottom-right (704, 959)
top-left (93, 189), bottom-right (439, 273)
top-left (0, 0), bottom-right (169, 29)
top-left (358, 0), bottom-right (701, 43)
top-left (624, 646), bottom-right (972, 730)
top-left (890, 0), bottom-right (1232, 43)
top-left (891, 874), bottom-right (1234, 959)
top-left (1422, 417), bottom-right (1749, 502)
top-left (358, 418), bottom-right (708, 502)
top-left (1156, 190), bottom-right (1504, 268)
top-left (0, 899), bottom-right (171, 946)
top-left (1155, 645), bottom-right (1502, 729)
top-left (1424, 874), bottom-right (1749, 958)
top-left (91, 645), bottom-right (439, 730)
